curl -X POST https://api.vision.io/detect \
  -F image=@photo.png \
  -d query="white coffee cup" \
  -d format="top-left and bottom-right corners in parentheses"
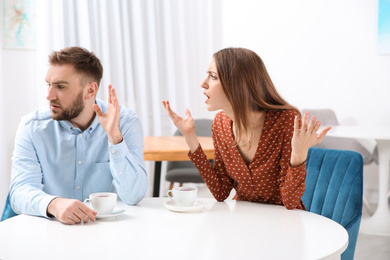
top-left (84, 192), bottom-right (117, 215)
top-left (167, 187), bottom-right (198, 207)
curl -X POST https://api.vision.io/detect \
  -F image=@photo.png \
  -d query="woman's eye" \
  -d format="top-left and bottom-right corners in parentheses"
top-left (210, 75), bottom-right (217, 80)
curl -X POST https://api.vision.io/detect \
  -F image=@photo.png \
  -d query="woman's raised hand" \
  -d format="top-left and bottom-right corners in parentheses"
top-left (290, 111), bottom-right (331, 167)
top-left (162, 100), bottom-right (199, 152)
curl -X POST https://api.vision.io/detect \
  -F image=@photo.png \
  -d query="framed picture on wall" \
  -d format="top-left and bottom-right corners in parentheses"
top-left (378, 0), bottom-right (390, 55)
top-left (2, 0), bottom-right (36, 49)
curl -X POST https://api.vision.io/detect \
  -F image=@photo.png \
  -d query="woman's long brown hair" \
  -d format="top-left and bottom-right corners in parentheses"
top-left (213, 47), bottom-right (300, 144)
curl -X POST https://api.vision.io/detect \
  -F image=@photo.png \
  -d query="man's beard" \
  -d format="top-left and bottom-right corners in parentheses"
top-left (50, 91), bottom-right (85, 121)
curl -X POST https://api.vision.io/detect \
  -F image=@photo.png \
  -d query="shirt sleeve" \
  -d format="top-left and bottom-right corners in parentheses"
top-left (277, 113), bottom-right (306, 210)
top-left (10, 119), bottom-right (56, 218)
top-left (189, 131), bottom-right (234, 201)
top-left (108, 110), bottom-right (148, 205)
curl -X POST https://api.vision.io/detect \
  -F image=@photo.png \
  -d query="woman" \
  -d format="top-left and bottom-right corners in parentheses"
top-left (162, 48), bottom-right (330, 210)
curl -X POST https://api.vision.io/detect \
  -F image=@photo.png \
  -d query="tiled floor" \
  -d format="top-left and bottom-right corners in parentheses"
top-left (354, 205), bottom-right (390, 260)
top-left (355, 233), bottom-right (390, 260)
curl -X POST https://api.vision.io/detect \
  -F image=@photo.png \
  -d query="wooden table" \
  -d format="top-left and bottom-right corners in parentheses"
top-left (0, 198), bottom-right (348, 260)
top-left (143, 136), bottom-right (214, 197)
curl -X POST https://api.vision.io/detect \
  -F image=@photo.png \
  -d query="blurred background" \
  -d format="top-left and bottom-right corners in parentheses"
top-left (1, 0), bottom-right (389, 214)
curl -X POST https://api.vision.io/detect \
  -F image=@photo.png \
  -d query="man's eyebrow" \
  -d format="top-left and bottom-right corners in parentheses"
top-left (46, 80), bottom-right (70, 85)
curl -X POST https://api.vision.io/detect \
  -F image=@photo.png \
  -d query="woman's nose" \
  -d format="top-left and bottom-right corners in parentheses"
top-left (200, 78), bottom-right (208, 89)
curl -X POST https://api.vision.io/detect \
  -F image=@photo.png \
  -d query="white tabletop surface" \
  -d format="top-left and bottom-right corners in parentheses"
top-left (0, 198), bottom-right (348, 260)
top-left (325, 125), bottom-right (390, 141)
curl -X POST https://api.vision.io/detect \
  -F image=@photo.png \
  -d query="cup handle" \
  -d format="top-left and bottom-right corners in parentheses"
top-left (167, 190), bottom-right (174, 200)
top-left (84, 198), bottom-right (90, 204)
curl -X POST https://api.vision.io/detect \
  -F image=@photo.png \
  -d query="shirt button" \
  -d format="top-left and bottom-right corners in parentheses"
top-left (78, 161), bottom-right (82, 165)
top-left (111, 150), bottom-right (116, 154)
top-left (76, 186), bottom-right (80, 189)
top-left (79, 134), bottom-right (83, 137)
top-left (119, 171), bottom-right (123, 175)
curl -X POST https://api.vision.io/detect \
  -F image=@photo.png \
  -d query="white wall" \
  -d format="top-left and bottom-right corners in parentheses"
top-left (0, 49), bottom-right (37, 214)
top-left (0, 44), bottom-right (6, 216)
top-left (222, 0), bottom-right (390, 126)
top-left (0, 0), bottom-right (38, 215)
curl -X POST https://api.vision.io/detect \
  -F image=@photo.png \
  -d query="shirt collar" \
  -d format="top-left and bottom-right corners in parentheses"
top-left (88, 114), bottom-right (100, 134)
top-left (59, 120), bottom-right (80, 134)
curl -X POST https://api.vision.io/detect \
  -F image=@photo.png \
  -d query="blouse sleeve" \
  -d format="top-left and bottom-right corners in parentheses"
top-left (277, 113), bottom-right (306, 210)
top-left (188, 134), bottom-right (234, 201)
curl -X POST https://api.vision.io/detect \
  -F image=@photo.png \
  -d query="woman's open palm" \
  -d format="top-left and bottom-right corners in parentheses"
top-left (290, 111), bottom-right (331, 166)
top-left (162, 100), bottom-right (196, 137)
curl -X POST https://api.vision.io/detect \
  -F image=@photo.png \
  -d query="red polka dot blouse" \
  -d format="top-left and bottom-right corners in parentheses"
top-left (189, 110), bottom-right (306, 210)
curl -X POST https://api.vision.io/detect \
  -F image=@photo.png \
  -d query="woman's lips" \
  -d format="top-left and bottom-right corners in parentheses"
top-left (204, 92), bottom-right (210, 103)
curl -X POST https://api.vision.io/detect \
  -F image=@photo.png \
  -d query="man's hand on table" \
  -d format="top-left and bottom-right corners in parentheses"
top-left (47, 197), bottom-right (97, 225)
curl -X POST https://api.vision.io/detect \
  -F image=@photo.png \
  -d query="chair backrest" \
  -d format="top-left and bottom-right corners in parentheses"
top-left (167, 119), bottom-right (213, 171)
top-left (303, 147), bottom-right (363, 260)
top-left (173, 119), bottom-right (213, 137)
top-left (302, 108), bottom-right (374, 165)
top-left (1, 193), bottom-right (18, 221)
top-left (302, 108), bottom-right (340, 126)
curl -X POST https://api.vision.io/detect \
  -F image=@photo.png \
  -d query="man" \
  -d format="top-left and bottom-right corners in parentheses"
top-left (9, 46), bottom-right (147, 224)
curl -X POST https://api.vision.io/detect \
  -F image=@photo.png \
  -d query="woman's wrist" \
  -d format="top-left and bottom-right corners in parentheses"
top-left (184, 133), bottom-right (200, 153)
top-left (290, 151), bottom-right (308, 167)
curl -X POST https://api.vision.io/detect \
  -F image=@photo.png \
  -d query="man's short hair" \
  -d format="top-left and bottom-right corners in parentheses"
top-left (48, 46), bottom-right (103, 87)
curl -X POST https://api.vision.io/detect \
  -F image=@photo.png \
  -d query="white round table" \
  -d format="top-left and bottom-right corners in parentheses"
top-left (0, 198), bottom-right (348, 260)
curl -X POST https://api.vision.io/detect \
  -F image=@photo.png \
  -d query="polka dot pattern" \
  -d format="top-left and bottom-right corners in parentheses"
top-left (189, 110), bottom-right (306, 210)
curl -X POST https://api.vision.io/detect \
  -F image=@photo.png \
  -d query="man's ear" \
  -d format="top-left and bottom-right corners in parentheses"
top-left (85, 82), bottom-right (98, 100)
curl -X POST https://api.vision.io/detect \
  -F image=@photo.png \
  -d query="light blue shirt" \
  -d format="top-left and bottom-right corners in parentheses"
top-left (9, 99), bottom-right (148, 217)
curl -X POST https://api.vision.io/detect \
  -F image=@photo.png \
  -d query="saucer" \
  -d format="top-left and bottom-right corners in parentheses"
top-left (164, 200), bottom-right (205, 213)
top-left (96, 207), bottom-right (125, 219)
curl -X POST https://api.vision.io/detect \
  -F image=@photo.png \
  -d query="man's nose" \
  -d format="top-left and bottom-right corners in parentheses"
top-left (46, 86), bottom-right (56, 101)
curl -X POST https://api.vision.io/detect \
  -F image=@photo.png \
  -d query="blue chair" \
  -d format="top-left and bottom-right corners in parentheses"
top-left (303, 147), bottom-right (363, 260)
top-left (1, 193), bottom-right (18, 221)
